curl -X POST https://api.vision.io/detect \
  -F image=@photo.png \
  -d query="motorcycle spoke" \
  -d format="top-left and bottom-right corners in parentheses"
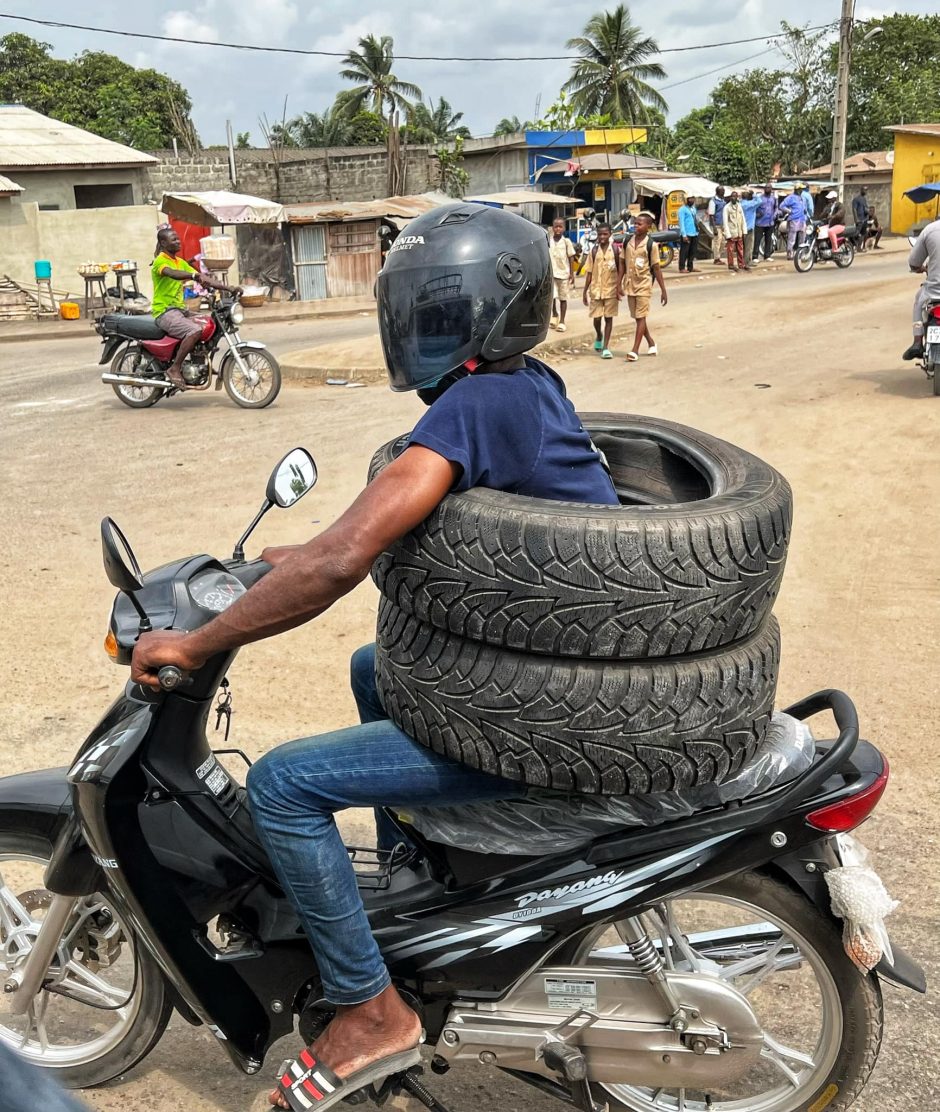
top-left (59, 959), bottom-right (129, 1012)
top-left (717, 934), bottom-right (802, 995)
top-left (0, 883), bottom-right (32, 937)
top-left (760, 1033), bottom-right (815, 1088)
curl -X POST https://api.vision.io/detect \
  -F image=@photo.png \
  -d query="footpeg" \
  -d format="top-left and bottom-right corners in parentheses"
top-left (370, 1066), bottom-right (452, 1111)
top-left (541, 1041), bottom-right (587, 1081)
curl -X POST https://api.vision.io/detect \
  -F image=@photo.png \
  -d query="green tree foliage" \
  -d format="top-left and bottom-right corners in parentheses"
top-left (403, 98), bottom-right (470, 144)
top-left (494, 115), bottom-right (524, 136)
top-left (436, 135), bottom-right (470, 197)
top-left (337, 34), bottom-right (422, 121)
top-left (563, 5), bottom-right (667, 124)
top-left (0, 33), bottom-right (199, 150)
top-left (278, 103), bottom-right (353, 147)
top-left (345, 111), bottom-right (389, 146)
top-left (666, 24), bottom-right (834, 181)
top-left (236, 132), bottom-right (251, 149)
top-left (837, 14), bottom-right (940, 153)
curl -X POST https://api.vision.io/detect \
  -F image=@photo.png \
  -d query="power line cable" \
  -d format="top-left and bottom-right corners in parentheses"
top-left (0, 13), bottom-right (837, 62)
top-left (660, 47), bottom-right (781, 90)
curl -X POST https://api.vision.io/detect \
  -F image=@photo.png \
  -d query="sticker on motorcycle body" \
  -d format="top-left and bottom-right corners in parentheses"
top-left (195, 754), bottom-right (230, 797)
top-left (544, 977), bottom-right (597, 1011)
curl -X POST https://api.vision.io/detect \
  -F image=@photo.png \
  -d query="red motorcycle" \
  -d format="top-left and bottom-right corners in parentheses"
top-left (793, 221), bottom-right (858, 272)
top-left (96, 296), bottom-right (281, 409)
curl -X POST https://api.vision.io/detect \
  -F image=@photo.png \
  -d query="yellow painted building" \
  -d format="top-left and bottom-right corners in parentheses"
top-left (886, 123), bottom-right (940, 233)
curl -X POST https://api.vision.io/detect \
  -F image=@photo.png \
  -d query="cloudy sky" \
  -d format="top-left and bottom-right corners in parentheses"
top-left (0, 1), bottom-right (934, 144)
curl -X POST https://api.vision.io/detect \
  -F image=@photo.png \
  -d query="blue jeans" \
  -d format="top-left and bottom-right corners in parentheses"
top-left (0, 1042), bottom-right (88, 1111)
top-left (247, 644), bottom-right (521, 1005)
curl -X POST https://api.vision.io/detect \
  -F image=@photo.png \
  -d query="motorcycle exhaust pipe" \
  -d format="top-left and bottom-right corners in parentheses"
top-left (101, 372), bottom-right (171, 390)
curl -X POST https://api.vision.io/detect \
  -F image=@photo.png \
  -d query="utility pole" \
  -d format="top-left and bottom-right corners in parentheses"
top-left (830, 0), bottom-right (855, 201)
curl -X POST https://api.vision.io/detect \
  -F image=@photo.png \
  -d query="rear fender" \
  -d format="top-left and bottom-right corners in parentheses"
top-left (98, 336), bottom-right (126, 365)
top-left (772, 843), bottom-right (926, 994)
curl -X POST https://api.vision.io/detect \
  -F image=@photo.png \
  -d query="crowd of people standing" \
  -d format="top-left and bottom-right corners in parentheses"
top-left (682, 182), bottom-right (885, 272)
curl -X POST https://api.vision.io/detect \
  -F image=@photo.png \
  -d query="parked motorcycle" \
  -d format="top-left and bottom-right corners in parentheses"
top-left (96, 294), bottom-right (281, 409)
top-left (0, 453), bottom-right (924, 1112)
top-left (793, 222), bottom-right (857, 273)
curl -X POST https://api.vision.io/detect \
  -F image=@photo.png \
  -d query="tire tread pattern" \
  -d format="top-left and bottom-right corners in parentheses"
top-left (369, 416), bottom-right (791, 660)
top-left (375, 599), bottom-right (780, 794)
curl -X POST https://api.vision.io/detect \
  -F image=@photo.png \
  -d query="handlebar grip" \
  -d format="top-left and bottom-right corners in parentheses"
top-left (157, 665), bottom-right (190, 691)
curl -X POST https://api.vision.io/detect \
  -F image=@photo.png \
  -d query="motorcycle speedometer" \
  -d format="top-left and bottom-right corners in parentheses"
top-left (188, 569), bottom-right (247, 613)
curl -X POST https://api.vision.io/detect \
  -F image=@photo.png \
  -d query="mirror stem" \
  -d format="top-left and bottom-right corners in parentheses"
top-left (128, 594), bottom-right (152, 635)
top-left (233, 500), bottom-right (272, 562)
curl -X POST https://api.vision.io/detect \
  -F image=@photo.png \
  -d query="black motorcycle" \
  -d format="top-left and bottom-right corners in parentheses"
top-left (96, 294), bottom-right (281, 409)
top-left (793, 222), bottom-right (859, 273)
top-left (0, 451), bottom-right (924, 1112)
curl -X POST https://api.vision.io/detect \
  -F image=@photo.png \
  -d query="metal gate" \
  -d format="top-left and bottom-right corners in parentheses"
top-left (292, 224), bottom-right (328, 300)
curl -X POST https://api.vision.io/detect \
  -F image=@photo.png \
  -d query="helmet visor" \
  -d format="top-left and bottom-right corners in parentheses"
top-left (378, 267), bottom-right (479, 390)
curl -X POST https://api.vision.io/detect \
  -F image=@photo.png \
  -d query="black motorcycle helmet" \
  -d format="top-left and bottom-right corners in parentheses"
top-left (376, 202), bottom-right (552, 392)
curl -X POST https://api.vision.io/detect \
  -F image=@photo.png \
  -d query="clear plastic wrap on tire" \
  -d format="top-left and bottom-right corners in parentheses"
top-left (825, 835), bottom-right (898, 972)
top-left (400, 712), bottom-right (814, 855)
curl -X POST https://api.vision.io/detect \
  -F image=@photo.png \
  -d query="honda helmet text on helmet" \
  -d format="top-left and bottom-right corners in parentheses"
top-left (376, 202), bottom-right (552, 392)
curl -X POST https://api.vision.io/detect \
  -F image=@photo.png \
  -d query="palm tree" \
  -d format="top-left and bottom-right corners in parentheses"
top-left (285, 104), bottom-right (350, 147)
top-left (563, 5), bottom-right (667, 124)
top-left (408, 98), bottom-right (471, 142)
top-left (494, 114), bottom-right (523, 136)
top-left (337, 34), bottom-right (422, 121)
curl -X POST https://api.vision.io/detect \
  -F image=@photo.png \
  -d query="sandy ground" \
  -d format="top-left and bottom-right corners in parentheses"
top-left (0, 251), bottom-right (937, 1111)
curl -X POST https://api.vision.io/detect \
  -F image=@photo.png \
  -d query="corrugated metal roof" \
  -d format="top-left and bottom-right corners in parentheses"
top-left (805, 150), bottom-right (893, 177)
top-left (285, 191), bottom-right (452, 224)
top-left (465, 191), bottom-right (580, 205)
top-left (885, 123), bottom-right (940, 138)
top-left (0, 105), bottom-right (158, 169)
top-left (0, 172), bottom-right (23, 193)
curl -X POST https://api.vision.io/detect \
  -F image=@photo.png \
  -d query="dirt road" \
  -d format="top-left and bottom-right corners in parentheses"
top-left (0, 253), bottom-right (937, 1111)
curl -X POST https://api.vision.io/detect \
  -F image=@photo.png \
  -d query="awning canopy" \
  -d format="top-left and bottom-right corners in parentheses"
top-left (629, 175), bottom-right (720, 198)
top-left (161, 190), bottom-right (286, 226)
top-left (285, 192), bottom-right (451, 224)
top-left (534, 153), bottom-right (664, 179)
top-left (904, 182), bottom-right (940, 204)
top-left (466, 191), bottom-right (580, 206)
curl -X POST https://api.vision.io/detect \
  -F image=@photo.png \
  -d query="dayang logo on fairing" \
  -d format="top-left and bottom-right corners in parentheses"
top-left (514, 870), bottom-right (626, 909)
top-left (389, 235), bottom-right (425, 253)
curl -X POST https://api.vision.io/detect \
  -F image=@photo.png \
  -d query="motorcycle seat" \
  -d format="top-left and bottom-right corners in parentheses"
top-left (99, 314), bottom-right (166, 340)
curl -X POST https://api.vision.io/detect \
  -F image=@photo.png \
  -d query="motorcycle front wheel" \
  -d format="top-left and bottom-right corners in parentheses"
top-left (110, 347), bottom-right (163, 409)
top-left (0, 832), bottom-right (171, 1088)
top-left (223, 349), bottom-right (282, 408)
top-left (793, 246), bottom-right (816, 273)
top-left (834, 242), bottom-right (856, 269)
top-left (576, 870), bottom-right (883, 1112)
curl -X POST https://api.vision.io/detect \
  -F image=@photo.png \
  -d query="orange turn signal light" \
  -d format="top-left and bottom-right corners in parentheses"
top-left (104, 630), bottom-right (119, 661)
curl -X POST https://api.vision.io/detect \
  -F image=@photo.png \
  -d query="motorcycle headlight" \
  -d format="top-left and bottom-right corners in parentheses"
top-left (230, 303), bottom-right (244, 326)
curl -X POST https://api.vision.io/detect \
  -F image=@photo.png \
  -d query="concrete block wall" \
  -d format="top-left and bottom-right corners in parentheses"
top-left (144, 147), bottom-right (439, 205)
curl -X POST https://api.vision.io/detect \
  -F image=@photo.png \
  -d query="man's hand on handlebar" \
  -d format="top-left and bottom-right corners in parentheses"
top-left (260, 544), bottom-right (303, 566)
top-left (132, 631), bottom-right (207, 690)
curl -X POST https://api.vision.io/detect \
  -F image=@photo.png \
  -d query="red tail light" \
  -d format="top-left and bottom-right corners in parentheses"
top-left (806, 760), bottom-right (889, 832)
top-left (931, 306), bottom-right (940, 320)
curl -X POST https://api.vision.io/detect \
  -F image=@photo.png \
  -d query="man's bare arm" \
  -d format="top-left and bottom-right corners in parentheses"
top-left (130, 446), bottom-right (459, 686)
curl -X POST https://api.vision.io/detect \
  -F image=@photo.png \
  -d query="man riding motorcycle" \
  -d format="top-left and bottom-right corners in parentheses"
top-left (130, 204), bottom-right (619, 1111)
top-left (151, 225), bottom-right (242, 388)
top-left (903, 216), bottom-right (940, 362)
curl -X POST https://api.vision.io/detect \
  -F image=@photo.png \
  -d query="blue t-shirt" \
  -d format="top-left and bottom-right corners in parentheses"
top-left (408, 357), bottom-right (618, 505)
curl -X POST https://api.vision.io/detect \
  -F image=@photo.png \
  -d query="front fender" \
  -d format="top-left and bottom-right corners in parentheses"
top-left (0, 767), bottom-right (71, 847)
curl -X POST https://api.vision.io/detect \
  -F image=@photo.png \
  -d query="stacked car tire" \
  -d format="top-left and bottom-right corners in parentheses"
top-left (368, 413), bottom-right (792, 795)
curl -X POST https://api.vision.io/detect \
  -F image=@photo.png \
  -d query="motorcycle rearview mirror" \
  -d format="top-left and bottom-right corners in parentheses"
top-left (100, 517), bottom-right (152, 633)
top-left (232, 447), bottom-right (317, 562)
top-left (267, 447), bottom-right (318, 508)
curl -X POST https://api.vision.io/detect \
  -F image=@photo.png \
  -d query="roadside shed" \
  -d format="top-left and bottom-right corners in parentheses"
top-left (284, 191), bottom-right (450, 300)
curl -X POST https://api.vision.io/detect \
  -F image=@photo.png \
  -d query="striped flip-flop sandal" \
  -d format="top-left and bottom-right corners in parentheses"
top-left (277, 1045), bottom-right (422, 1111)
